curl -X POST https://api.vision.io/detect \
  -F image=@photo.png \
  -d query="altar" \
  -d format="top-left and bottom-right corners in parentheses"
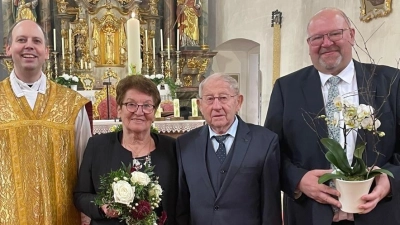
top-left (93, 119), bottom-right (205, 138)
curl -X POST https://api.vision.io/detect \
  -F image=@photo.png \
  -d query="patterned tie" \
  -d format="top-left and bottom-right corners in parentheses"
top-left (326, 76), bottom-right (341, 142)
top-left (325, 76), bottom-right (341, 214)
top-left (214, 134), bottom-right (229, 163)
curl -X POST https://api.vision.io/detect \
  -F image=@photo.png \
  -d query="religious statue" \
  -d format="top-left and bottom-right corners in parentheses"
top-left (106, 31), bottom-right (115, 64)
top-left (91, 22), bottom-right (100, 64)
top-left (177, 0), bottom-right (202, 46)
top-left (13, 0), bottom-right (38, 22)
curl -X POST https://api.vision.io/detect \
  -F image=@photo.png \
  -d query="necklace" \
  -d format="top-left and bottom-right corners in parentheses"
top-left (122, 136), bottom-right (153, 158)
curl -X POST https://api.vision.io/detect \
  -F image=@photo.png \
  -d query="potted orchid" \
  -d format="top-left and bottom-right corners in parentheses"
top-left (316, 93), bottom-right (394, 213)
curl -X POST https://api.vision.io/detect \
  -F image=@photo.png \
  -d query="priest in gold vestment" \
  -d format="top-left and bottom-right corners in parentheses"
top-left (0, 20), bottom-right (92, 225)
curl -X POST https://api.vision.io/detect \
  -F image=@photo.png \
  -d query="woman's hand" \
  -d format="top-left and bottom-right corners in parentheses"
top-left (101, 204), bottom-right (119, 218)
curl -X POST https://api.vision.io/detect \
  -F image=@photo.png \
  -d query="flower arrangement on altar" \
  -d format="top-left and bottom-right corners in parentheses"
top-left (144, 74), bottom-right (165, 86)
top-left (110, 124), bottom-right (159, 134)
top-left (55, 73), bottom-right (79, 86)
top-left (94, 161), bottom-right (167, 225)
top-left (316, 94), bottom-right (393, 183)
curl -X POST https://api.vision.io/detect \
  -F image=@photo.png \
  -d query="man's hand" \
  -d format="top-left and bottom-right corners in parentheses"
top-left (298, 169), bottom-right (341, 208)
top-left (359, 173), bottom-right (391, 214)
top-left (101, 204), bottom-right (119, 218)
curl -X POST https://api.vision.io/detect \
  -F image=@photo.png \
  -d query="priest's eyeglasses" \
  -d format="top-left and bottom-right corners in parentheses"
top-left (307, 28), bottom-right (350, 46)
top-left (122, 102), bottom-right (155, 113)
top-left (200, 94), bottom-right (237, 105)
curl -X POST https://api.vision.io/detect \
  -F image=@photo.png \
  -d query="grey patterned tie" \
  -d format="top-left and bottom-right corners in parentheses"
top-left (326, 76), bottom-right (341, 142)
top-left (325, 76), bottom-right (341, 214)
top-left (214, 135), bottom-right (229, 163)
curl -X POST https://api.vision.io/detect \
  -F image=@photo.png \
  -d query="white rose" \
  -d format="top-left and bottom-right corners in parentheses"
top-left (112, 180), bottom-right (135, 205)
top-left (150, 75), bottom-right (156, 79)
top-left (144, 75), bottom-right (150, 78)
top-left (148, 184), bottom-right (163, 198)
top-left (130, 171), bottom-right (151, 186)
top-left (156, 74), bottom-right (164, 79)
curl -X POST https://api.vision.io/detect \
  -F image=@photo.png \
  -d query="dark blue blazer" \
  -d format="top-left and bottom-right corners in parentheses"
top-left (265, 60), bottom-right (400, 225)
top-left (176, 117), bottom-right (282, 225)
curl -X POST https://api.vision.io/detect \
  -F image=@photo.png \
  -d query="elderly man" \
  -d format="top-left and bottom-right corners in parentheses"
top-left (265, 8), bottom-right (400, 225)
top-left (176, 73), bottom-right (281, 225)
top-left (0, 19), bottom-right (91, 224)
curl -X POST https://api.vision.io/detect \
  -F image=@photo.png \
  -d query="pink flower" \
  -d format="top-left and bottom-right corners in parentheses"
top-left (131, 200), bottom-right (152, 220)
top-left (158, 211), bottom-right (167, 225)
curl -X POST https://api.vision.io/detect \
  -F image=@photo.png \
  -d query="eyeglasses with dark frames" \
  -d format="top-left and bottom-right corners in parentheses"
top-left (122, 102), bottom-right (155, 114)
top-left (307, 28), bottom-right (350, 46)
top-left (199, 94), bottom-right (238, 105)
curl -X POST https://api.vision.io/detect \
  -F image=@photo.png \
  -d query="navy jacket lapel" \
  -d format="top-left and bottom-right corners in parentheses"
top-left (302, 68), bottom-right (328, 139)
top-left (216, 118), bottom-right (250, 201)
top-left (196, 126), bottom-right (217, 197)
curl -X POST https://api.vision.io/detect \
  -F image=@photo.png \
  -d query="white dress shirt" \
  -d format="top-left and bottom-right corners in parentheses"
top-left (9, 71), bottom-right (91, 168)
top-left (319, 61), bottom-right (358, 222)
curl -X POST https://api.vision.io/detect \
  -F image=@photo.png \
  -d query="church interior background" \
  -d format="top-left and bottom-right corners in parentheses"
top-left (1, 0), bottom-right (400, 127)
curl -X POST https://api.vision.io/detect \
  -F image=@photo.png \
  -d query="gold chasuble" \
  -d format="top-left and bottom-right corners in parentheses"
top-left (0, 78), bottom-right (89, 225)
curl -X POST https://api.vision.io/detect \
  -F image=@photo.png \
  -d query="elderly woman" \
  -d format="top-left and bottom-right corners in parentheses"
top-left (74, 76), bottom-right (177, 225)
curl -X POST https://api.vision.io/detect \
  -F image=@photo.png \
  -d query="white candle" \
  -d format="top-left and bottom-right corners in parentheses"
top-left (167, 38), bottom-right (170, 59)
top-left (88, 62), bottom-right (92, 69)
top-left (152, 38), bottom-right (156, 60)
top-left (85, 62), bottom-right (88, 69)
top-left (160, 29), bottom-right (164, 51)
top-left (53, 29), bottom-right (57, 51)
top-left (80, 59), bottom-right (83, 69)
top-left (177, 29), bottom-right (180, 51)
top-left (173, 99), bottom-right (180, 117)
top-left (145, 30), bottom-right (148, 52)
top-left (68, 29), bottom-right (72, 52)
top-left (155, 107), bottom-right (163, 118)
top-left (127, 13), bottom-right (142, 74)
top-left (191, 98), bottom-right (198, 117)
top-left (61, 37), bottom-right (65, 59)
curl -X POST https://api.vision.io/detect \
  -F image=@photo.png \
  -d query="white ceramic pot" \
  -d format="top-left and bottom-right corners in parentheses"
top-left (335, 177), bottom-right (374, 213)
top-left (70, 84), bottom-right (78, 91)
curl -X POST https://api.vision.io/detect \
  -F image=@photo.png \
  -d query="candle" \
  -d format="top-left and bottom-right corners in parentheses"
top-left (177, 29), bottom-right (180, 51)
top-left (160, 29), bottom-right (164, 51)
top-left (191, 98), bottom-right (198, 117)
top-left (167, 38), bottom-right (170, 59)
top-left (152, 38), bottom-right (156, 60)
top-left (85, 62), bottom-right (88, 70)
top-left (53, 29), bottom-right (57, 51)
top-left (127, 13), bottom-right (142, 74)
top-left (155, 107), bottom-right (163, 118)
top-left (173, 99), bottom-right (180, 117)
top-left (61, 37), bottom-right (65, 59)
top-left (88, 63), bottom-right (92, 69)
top-left (80, 59), bottom-right (83, 69)
top-left (68, 29), bottom-right (72, 52)
top-left (145, 30), bottom-right (148, 52)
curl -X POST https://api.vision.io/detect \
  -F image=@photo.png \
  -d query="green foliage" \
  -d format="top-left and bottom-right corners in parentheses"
top-left (110, 124), bottom-right (159, 134)
top-left (318, 138), bottom-right (394, 183)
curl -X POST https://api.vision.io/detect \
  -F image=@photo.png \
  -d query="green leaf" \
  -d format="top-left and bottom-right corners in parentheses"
top-left (354, 143), bottom-right (366, 159)
top-left (367, 169), bottom-right (394, 179)
top-left (351, 157), bottom-right (367, 176)
top-left (318, 173), bottom-right (347, 184)
top-left (321, 138), bottom-right (352, 174)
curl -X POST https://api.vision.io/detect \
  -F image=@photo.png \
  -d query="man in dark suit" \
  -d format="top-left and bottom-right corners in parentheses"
top-left (176, 73), bottom-right (282, 225)
top-left (265, 7), bottom-right (400, 225)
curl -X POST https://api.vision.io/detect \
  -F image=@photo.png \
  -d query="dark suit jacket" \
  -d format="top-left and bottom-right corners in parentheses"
top-left (74, 132), bottom-right (178, 225)
top-left (176, 117), bottom-right (282, 225)
top-left (265, 60), bottom-right (400, 225)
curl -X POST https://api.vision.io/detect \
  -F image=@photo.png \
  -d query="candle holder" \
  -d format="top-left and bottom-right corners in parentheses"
top-left (160, 51), bottom-right (165, 75)
top-left (152, 57), bottom-right (156, 76)
top-left (52, 51), bottom-right (59, 78)
top-left (69, 51), bottom-right (73, 75)
top-left (175, 50), bottom-right (182, 86)
top-left (144, 51), bottom-right (150, 75)
top-left (165, 59), bottom-right (172, 78)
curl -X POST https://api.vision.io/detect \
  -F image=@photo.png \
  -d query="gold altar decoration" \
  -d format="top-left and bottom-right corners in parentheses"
top-left (15, 0), bottom-right (38, 22)
top-left (102, 68), bottom-right (120, 87)
top-left (79, 74), bottom-right (96, 90)
top-left (360, 0), bottom-right (392, 22)
top-left (91, 9), bottom-right (127, 67)
top-left (2, 58), bottom-right (14, 73)
top-left (271, 10), bottom-right (282, 84)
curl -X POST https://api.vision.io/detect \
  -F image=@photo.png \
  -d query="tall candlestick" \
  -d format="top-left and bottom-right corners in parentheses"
top-left (145, 30), bottom-right (148, 52)
top-left (167, 38), bottom-right (170, 60)
top-left (68, 29), bottom-right (72, 52)
top-left (127, 13), bottom-right (142, 74)
top-left (152, 38), bottom-right (156, 60)
top-left (53, 29), bottom-right (57, 51)
top-left (177, 29), bottom-right (180, 51)
top-left (191, 98), bottom-right (198, 117)
top-left (160, 29), bottom-right (164, 51)
top-left (61, 37), bottom-right (65, 59)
